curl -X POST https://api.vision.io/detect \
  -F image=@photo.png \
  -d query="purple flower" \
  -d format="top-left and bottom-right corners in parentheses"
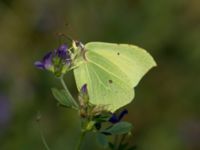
top-left (34, 52), bottom-right (53, 70)
top-left (109, 109), bottom-right (128, 124)
top-left (56, 44), bottom-right (70, 64)
top-left (34, 44), bottom-right (71, 76)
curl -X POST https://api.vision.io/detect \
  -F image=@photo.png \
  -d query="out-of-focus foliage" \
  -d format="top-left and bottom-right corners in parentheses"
top-left (0, 0), bottom-right (199, 150)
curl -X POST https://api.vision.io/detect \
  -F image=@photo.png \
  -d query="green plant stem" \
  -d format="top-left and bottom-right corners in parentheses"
top-left (117, 134), bottom-right (127, 149)
top-left (113, 135), bottom-right (119, 150)
top-left (75, 131), bottom-right (86, 150)
top-left (60, 76), bottom-right (79, 109)
top-left (37, 121), bottom-right (50, 150)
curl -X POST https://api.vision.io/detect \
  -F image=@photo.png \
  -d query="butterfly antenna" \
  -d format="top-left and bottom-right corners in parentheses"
top-left (36, 111), bottom-right (51, 150)
top-left (56, 32), bottom-right (74, 42)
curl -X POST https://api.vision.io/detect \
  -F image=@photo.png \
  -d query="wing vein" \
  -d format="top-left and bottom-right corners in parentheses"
top-left (88, 59), bottom-right (130, 87)
top-left (90, 65), bottom-right (111, 90)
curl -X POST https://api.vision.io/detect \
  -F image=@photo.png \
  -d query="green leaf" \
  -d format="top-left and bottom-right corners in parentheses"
top-left (103, 121), bottom-right (133, 135)
top-left (96, 133), bottom-right (109, 148)
top-left (74, 42), bottom-right (156, 112)
top-left (51, 88), bottom-right (73, 108)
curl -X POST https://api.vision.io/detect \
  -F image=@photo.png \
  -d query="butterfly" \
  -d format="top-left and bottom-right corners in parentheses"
top-left (73, 42), bottom-right (156, 112)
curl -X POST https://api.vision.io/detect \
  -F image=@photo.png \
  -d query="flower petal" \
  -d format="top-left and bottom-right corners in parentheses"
top-left (43, 52), bottom-right (53, 70)
top-left (34, 61), bottom-right (44, 69)
top-left (58, 44), bottom-right (68, 52)
top-left (109, 109), bottom-right (128, 124)
top-left (109, 114), bottom-right (119, 123)
top-left (118, 109), bottom-right (128, 121)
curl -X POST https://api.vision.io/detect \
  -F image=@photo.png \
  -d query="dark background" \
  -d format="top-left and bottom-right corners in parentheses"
top-left (0, 0), bottom-right (200, 149)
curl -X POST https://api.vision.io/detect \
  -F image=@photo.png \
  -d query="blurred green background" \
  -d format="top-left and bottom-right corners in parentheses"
top-left (0, 0), bottom-right (200, 149)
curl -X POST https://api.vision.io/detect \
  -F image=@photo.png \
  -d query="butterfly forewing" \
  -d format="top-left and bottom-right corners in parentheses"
top-left (85, 42), bottom-right (156, 87)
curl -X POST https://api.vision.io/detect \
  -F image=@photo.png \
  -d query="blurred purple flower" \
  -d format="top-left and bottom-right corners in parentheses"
top-left (109, 109), bottom-right (128, 124)
top-left (0, 95), bottom-right (11, 127)
top-left (34, 44), bottom-right (71, 76)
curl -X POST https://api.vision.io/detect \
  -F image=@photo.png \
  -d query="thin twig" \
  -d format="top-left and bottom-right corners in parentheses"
top-left (36, 114), bottom-right (50, 150)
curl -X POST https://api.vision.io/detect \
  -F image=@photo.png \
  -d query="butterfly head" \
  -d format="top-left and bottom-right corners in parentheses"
top-left (72, 40), bottom-right (85, 51)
